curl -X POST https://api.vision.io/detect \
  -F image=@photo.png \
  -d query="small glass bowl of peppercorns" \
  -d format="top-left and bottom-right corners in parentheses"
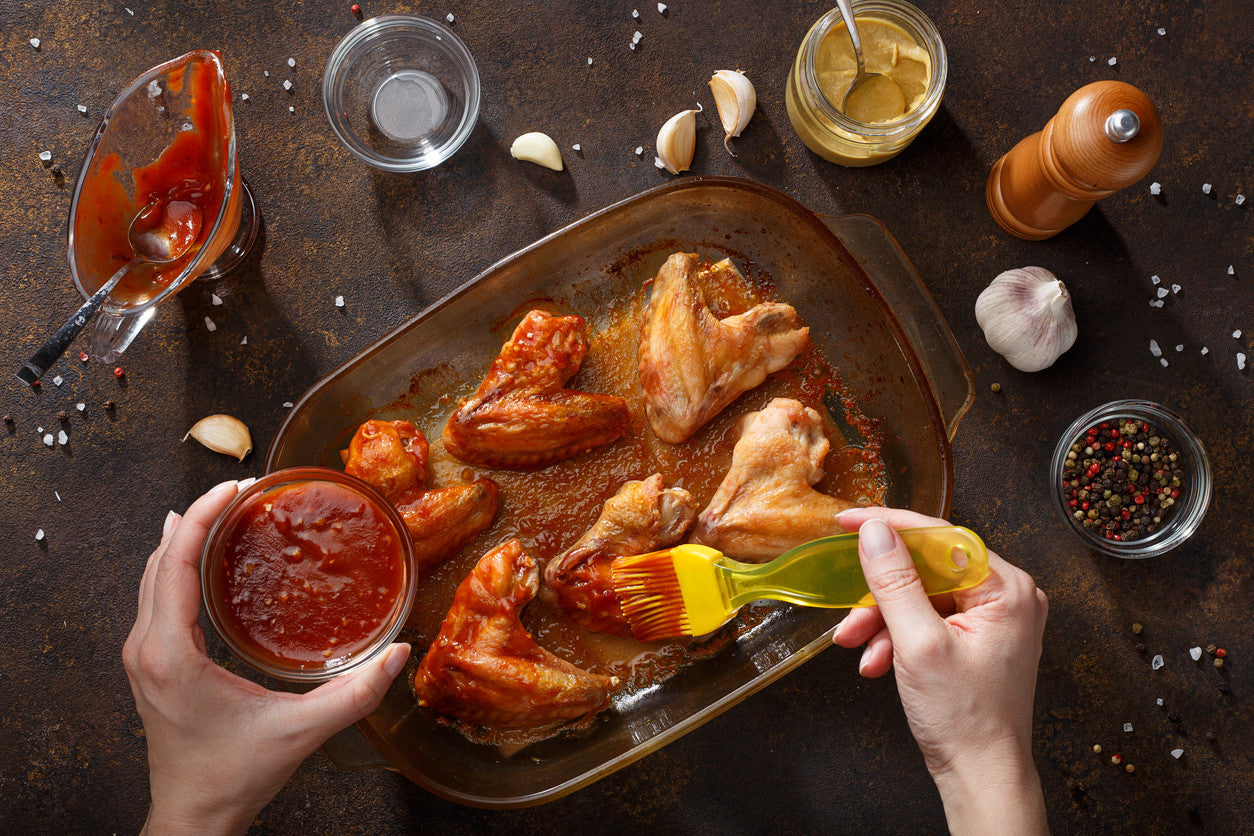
top-left (1050, 400), bottom-right (1211, 558)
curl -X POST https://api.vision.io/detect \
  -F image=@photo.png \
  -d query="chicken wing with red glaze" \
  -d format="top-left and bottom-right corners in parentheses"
top-left (543, 474), bottom-right (697, 636)
top-left (343, 419), bottom-right (497, 571)
top-left (640, 253), bottom-right (810, 444)
top-left (443, 309), bottom-right (630, 469)
top-left (691, 398), bottom-right (854, 562)
top-left (414, 539), bottom-right (620, 729)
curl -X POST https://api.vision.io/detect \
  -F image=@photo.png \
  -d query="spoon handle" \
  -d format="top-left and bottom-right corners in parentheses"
top-left (16, 258), bottom-right (137, 384)
top-left (835, 0), bottom-right (866, 77)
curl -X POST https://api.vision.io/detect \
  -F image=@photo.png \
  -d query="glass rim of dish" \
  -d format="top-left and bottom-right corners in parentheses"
top-left (67, 48), bottom-right (238, 317)
top-left (1049, 399), bottom-right (1211, 559)
top-left (321, 13), bottom-right (481, 173)
top-left (200, 466), bottom-right (418, 683)
top-left (799, 0), bottom-right (947, 136)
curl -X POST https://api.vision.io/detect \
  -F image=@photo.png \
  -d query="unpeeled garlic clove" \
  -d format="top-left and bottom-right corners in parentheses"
top-left (184, 414), bottom-right (253, 461)
top-left (510, 132), bottom-right (564, 171)
top-left (656, 105), bottom-right (701, 174)
top-left (975, 266), bottom-right (1078, 372)
top-left (709, 69), bottom-right (756, 153)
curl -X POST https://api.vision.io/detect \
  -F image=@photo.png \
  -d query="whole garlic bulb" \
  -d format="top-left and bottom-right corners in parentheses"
top-left (709, 70), bottom-right (756, 153)
top-left (974, 266), bottom-right (1077, 372)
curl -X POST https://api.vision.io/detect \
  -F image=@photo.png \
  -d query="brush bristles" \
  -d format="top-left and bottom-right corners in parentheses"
top-left (611, 552), bottom-right (693, 642)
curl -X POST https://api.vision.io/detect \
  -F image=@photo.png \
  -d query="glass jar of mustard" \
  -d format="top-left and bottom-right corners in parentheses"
top-left (786, 0), bottom-right (947, 167)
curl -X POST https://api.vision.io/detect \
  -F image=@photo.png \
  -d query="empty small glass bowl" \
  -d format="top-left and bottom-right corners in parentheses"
top-left (1050, 400), bottom-right (1211, 559)
top-left (322, 14), bottom-right (480, 172)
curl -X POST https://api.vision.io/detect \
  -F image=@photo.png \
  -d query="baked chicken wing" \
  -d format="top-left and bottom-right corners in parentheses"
top-left (414, 539), bottom-right (620, 728)
top-left (543, 474), bottom-right (698, 636)
top-left (691, 398), bottom-right (854, 562)
top-left (639, 253), bottom-right (810, 444)
top-left (444, 309), bottom-right (631, 469)
top-left (343, 419), bottom-right (498, 571)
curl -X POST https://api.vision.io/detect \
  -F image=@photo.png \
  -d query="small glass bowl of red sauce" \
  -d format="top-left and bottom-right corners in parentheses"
top-left (201, 467), bottom-right (416, 682)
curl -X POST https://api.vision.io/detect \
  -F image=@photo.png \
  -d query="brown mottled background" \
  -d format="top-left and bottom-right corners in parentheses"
top-left (1, 0), bottom-right (1250, 832)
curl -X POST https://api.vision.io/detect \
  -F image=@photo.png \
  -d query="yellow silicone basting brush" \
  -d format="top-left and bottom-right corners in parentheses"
top-left (610, 527), bottom-right (989, 642)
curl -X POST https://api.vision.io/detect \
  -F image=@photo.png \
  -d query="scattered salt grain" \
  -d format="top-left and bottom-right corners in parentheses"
top-left (36, 529), bottom-right (45, 542)
top-left (1235, 330), bottom-right (1243, 339)
top-left (76, 403), bottom-right (84, 411)
top-left (633, 31), bottom-right (642, 43)
top-left (1151, 274), bottom-right (1160, 285)
top-left (1171, 284), bottom-right (1181, 294)
top-left (1190, 646), bottom-right (1202, 661)
top-left (587, 57), bottom-right (593, 66)
top-left (572, 143), bottom-right (581, 151)
top-left (77, 104), bottom-right (88, 114)
top-left (1201, 346), bottom-right (1209, 355)
top-left (658, 2), bottom-right (667, 12)
top-left (1157, 27), bottom-right (1166, 36)
top-left (1229, 266), bottom-right (1236, 275)
top-left (205, 316), bottom-right (217, 332)
top-left (30, 38), bottom-right (41, 49)
top-left (1160, 358), bottom-right (1169, 367)
top-left (240, 336), bottom-right (248, 346)
top-left (43, 433), bottom-right (54, 446)
top-left (1236, 194), bottom-right (1246, 206)
top-left (39, 150), bottom-right (52, 163)
top-left (288, 106), bottom-right (295, 113)
top-left (126, 7), bottom-right (134, 15)
top-left (1202, 183), bottom-right (1212, 194)
top-left (654, 156), bottom-right (665, 170)
top-left (37, 426), bottom-right (44, 434)
top-left (1239, 352), bottom-right (1247, 371)
top-left (633, 9), bottom-right (641, 19)
top-left (446, 13), bottom-right (454, 23)
top-left (1108, 57), bottom-right (1117, 66)
top-left (1175, 344), bottom-right (1183, 352)
top-left (629, 42), bottom-right (637, 51)
top-left (1123, 723), bottom-right (1133, 733)
top-left (1089, 56), bottom-right (1096, 62)
top-left (57, 430), bottom-right (67, 445)
top-left (55, 491), bottom-right (61, 502)
top-left (635, 146), bottom-right (644, 156)
top-left (1156, 698), bottom-right (1164, 706)
top-left (1156, 287), bottom-right (1169, 298)
top-left (1149, 182), bottom-right (1161, 195)
top-left (1149, 340), bottom-right (1162, 357)
top-left (240, 93), bottom-right (250, 101)
top-left (287, 57), bottom-right (296, 68)
top-left (211, 293), bottom-right (223, 306)
top-left (283, 79), bottom-right (292, 91)
top-left (283, 401), bottom-right (294, 409)
top-left (263, 70), bottom-right (270, 78)
top-left (1171, 748), bottom-right (1184, 759)
top-left (334, 295), bottom-right (345, 308)
top-left (52, 375), bottom-right (63, 386)
top-left (1152, 654), bottom-right (1164, 670)
top-left (1151, 300), bottom-right (1164, 308)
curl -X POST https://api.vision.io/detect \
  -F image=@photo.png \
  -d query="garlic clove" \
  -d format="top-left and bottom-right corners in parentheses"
top-left (184, 414), bottom-right (253, 461)
top-left (974, 266), bottom-right (1078, 372)
top-left (656, 105), bottom-right (701, 174)
top-left (510, 132), bottom-right (564, 171)
top-left (709, 69), bottom-right (756, 153)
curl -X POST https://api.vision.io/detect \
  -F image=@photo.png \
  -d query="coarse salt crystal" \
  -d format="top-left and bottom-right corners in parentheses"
top-left (263, 70), bottom-right (270, 78)
top-left (1175, 345), bottom-right (1183, 352)
top-left (283, 79), bottom-right (292, 91)
top-left (1149, 182), bottom-right (1161, 195)
top-left (212, 293), bottom-right (223, 306)
top-left (1149, 339), bottom-right (1162, 357)
top-left (633, 9), bottom-right (641, 19)
top-left (52, 375), bottom-right (63, 386)
top-left (1202, 183), bottom-right (1212, 194)
top-left (283, 401), bottom-right (294, 408)
top-left (126, 7), bottom-right (133, 14)
top-left (1157, 27), bottom-right (1166, 36)
top-left (1152, 654), bottom-right (1164, 670)
top-left (1156, 698), bottom-right (1164, 706)
top-left (39, 150), bottom-right (52, 162)
top-left (1123, 723), bottom-right (1133, 733)
top-left (76, 403), bottom-right (84, 411)
top-left (1235, 330), bottom-right (1243, 339)
top-left (1236, 194), bottom-right (1246, 205)
top-left (205, 316), bottom-right (217, 332)
top-left (77, 104), bottom-right (88, 114)
top-left (635, 146), bottom-right (644, 156)
top-left (1189, 646), bottom-right (1202, 660)
top-left (1151, 274), bottom-right (1160, 285)
top-left (629, 42), bottom-right (636, 50)
top-left (57, 430), bottom-right (67, 445)
top-left (658, 2), bottom-right (667, 12)
top-left (1201, 346), bottom-right (1209, 355)
top-left (240, 93), bottom-right (249, 101)
top-left (36, 529), bottom-right (45, 541)
top-left (1156, 287), bottom-right (1169, 298)
top-left (1089, 56), bottom-right (1096, 62)
top-left (30, 38), bottom-right (41, 49)
top-left (654, 156), bottom-right (665, 169)
top-left (1160, 357), bottom-right (1168, 367)
top-left (287, 57), bottom-right (295, 68)
top-left (1239, 352), bottom-right (1247, 371)
top-left (37, 426), bottom-right (44, 434)
top-left (633, 31), bottom-right (642, 43)
top-left (1229, 266), bottom-right (1236, 275)
top-left (43, 433), bottom-right (54, 446)
top-left (334, 295), bottom-right (345, 307)
top-left (587, 57), bottom-right (593, 66)
top-left (288, 106), bottom-right (295, 113)
top-left (1108, 57), bottom-right (1117, 66)
top-left (55, 491), bottom-right (61, 501)
top-left (1171, 284), bottom-right (1181, 294)
top-left (446, 13), bottom-right (454, 23)
top-left (572, 143), bottom-right (581, 151)
top-left (241, 336), bottom-right (248, 346)
top-left (1152, 300), bottom-right (1164, 308)
top-left (1171, 748), bottom-right (1184, 759)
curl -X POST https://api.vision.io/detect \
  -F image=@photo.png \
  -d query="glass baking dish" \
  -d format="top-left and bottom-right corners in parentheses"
top-left (265, 176), bottom-right (973, 807)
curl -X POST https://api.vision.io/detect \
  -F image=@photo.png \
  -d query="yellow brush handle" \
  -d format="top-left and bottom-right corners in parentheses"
top-left (718, 526), bottom-right (990, 610)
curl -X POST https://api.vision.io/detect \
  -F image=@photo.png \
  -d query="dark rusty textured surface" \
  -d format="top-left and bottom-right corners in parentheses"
top-left (1, 0), bottom-right (1250, 832)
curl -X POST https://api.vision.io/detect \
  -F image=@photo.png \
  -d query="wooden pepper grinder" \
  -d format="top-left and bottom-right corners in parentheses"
top-left (986, 81), bottom-right (1162, 240)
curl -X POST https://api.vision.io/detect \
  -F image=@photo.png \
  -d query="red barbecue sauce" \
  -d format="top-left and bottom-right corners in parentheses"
top-left (218, 481), bottom-right (405, 670)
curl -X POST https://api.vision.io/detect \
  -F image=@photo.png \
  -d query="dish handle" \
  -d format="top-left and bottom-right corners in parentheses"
top-left (818, 213), bottom-right (975, 441)
top-left (319, 722), bottom-right (395, 772)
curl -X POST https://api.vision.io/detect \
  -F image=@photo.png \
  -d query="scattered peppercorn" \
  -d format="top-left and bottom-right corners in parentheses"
top-left (57, 410), bottom-right (68, 422)
top-left (3, 414), bottom-right (12, 424)
top-left (113, 366), bottom-right (125, 378)
top-left (351, 3), bottom-right (361, 13)
top-left (1061, 417), bottom-right (1185, 541)
top-left (1132, 622), bottom-right (1143, 634)
top-left (990, 382), bottom-right (1001, 392)
top-left (1167, 710), bottom-right (1181, 723)
top-left (30, 379), bottom-right (40, 388)
top-left (104, 400), bottom-right (115, 411)
top-left (1125, 763), bottom-right (1135, 774)
top-left (1092, 744), bottom-right (1102, 754)
top-left (1205, 731), bottom-right (1216, 742)
top-left (1111, 754), bottom-right (1122, 765)
top-left (1206, 644), bottom-right (1217, 654)
top-left (1218, 681), bottom-right (1231, 694)
top-left (79, 351), bottom-right (89, 363)
top-left (1215, 647), bottom-right (1227, 658)
top-left (1213, 657), bottom-right (1224, 668)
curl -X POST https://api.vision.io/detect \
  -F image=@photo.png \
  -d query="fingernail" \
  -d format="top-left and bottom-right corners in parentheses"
top-left (162, 510), bottom-right (179, 538)
top-left (208, 479), bottom-right (239, 497)
top-left (835, 508), bottom-right (858, 518)
top-left (237, 477), bottom-right (257, 491)
top-left (859, 518), bottom-right (896, 559)
top-left (831, 618), bottom-right (845, 640)
top-left (383, 643), bottom-right (409, 678)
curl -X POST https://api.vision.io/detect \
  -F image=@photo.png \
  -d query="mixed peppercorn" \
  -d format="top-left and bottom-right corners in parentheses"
top-left (1062, 418), bottom-right (1184, 541)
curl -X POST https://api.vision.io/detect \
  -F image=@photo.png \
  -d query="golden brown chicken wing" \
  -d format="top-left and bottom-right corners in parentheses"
top-left (543, 474), bottom-right (698, 636)
top-left (414, 539), bottom-right (620, 729)
top-left (691, 398), bottom-right (854, 562)
top-left (343, 419), bottom-right (497, 571)
top-left (639, 253), bottom-right (810, 444)
top-left (443, 309), bottom-right (631, 469)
